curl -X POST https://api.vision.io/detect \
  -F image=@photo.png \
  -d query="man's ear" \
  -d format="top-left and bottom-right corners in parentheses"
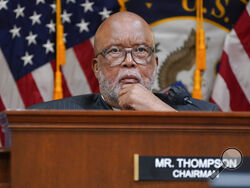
top-left (92, 59), bottom-right (99, 79)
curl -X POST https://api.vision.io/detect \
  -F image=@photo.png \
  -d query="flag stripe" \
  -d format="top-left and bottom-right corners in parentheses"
top-left (224, 29), bottom-right (250, 102)
top-left (210, 98), bottom-right (221, 111)
top-left (234, 5), bottom-right (250, 58)
top-left (73, 40), bottom-right (99, 93)
top-left (16, 74), bottom-right (43, 108)
top-left (0, 97), bottom-right (5, 112)
top-left (50, 61), bottom-right (72, 98)
top-left (0, 50), bottom-right (25, 110)
top-left (62, 48), bottom-right (92, 96)
top-left (90, 37), bottom-right (94, 46)
top-left (211, 74), bottom-right (231, 111)
top-left (247, 1), bottom-right (250, 13)
top-left (219, 51), bottom-right (250, 111)
top-left (32, 63), bottom-right (54, 102)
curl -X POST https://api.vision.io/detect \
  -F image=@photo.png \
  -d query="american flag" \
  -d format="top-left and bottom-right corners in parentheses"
top-left (211, 2), bottom-right (250, 111)
top-left (0, 112), bottom-right (9, 147)
top-left (0, 0), bottom-right (120, 111)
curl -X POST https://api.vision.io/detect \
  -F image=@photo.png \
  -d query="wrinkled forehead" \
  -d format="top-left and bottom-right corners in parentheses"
top-left (110, 19), bottom-right (154, 45)
top-left (94, 15), bottom-right (154, 53)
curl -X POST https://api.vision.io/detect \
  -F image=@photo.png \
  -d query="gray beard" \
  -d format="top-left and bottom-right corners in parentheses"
top-left (98, 68), bottom-right (157, 108)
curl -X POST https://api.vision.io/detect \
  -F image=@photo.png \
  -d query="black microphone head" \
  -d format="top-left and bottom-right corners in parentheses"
top-left (167, 86), bottom-right (192, 105)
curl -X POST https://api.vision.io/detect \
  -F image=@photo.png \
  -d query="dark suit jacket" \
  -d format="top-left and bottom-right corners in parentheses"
top-left (27, 93), bottom-right (219, 111)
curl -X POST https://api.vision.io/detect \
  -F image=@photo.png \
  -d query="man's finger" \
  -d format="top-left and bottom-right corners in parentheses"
top-left (119, 84), bottom-right (135, 97)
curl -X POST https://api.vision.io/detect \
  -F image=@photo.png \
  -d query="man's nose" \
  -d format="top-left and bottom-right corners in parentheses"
top-left (121, 51), bottom-right (137, 67)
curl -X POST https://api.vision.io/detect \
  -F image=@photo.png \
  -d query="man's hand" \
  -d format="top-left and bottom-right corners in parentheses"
top-left (118, 83), bottom-right (177, 111)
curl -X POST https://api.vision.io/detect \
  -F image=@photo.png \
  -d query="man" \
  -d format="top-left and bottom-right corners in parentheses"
top-left (28, 12), bottom-right (218, 111)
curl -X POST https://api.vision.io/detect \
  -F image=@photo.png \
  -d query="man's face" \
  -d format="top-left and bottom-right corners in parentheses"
top-left (93, 16), bottom-right (158, 107)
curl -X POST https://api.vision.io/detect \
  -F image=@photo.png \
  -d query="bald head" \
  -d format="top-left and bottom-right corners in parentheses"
top-left (94, 11), bottom-right (154, 55)
top-left (92, 12), bottom-right (158, 108)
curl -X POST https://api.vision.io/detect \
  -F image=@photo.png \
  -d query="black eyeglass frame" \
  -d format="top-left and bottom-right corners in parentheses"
top-left (95, 46), bottom-right (155, 66)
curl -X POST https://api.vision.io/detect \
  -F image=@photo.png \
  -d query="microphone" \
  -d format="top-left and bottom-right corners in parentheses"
top-left (167, 86), bottom-right (193, 105)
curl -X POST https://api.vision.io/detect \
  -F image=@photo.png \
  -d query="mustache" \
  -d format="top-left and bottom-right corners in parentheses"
top-left (116, 69), bottom-right (142, 83)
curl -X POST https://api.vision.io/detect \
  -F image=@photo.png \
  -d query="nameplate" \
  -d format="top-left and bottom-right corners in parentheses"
top-left (133, 155), bottom-right (250, 181)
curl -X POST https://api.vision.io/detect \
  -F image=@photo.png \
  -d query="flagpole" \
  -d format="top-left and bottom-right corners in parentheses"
top-left (192, 0), bottom-right (206, 99)
top-left (117, 0), bottom-right (127, 11)
top-left (54, 0), bottom-right (66, 100)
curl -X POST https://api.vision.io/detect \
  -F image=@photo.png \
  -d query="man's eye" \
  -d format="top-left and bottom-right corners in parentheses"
top-left (138, 47), bottom-right (147, 52)
top-left (134, 47), bottom-right (148, 53)
top-left (108, 48), bottom-right (120, 53)
top-left (134, 47), bottom-right (149, 56)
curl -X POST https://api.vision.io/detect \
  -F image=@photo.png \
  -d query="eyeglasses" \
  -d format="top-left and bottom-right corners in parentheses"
top-left (95, 45), bottom-right (155, 66)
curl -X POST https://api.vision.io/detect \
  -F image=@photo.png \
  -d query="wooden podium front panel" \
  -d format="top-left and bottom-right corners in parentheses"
top-left (7, 111), bottom-right (250, 188)
top-left (0, 148), bottom-right (10, 188)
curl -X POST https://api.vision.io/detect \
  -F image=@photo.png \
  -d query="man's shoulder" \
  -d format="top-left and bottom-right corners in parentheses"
top-left (154, 93), bottom-right (219, 111)
top-left (187, 98), bottom-right (219, 111)
top-left (27, 94), bottom-right (111, 110)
